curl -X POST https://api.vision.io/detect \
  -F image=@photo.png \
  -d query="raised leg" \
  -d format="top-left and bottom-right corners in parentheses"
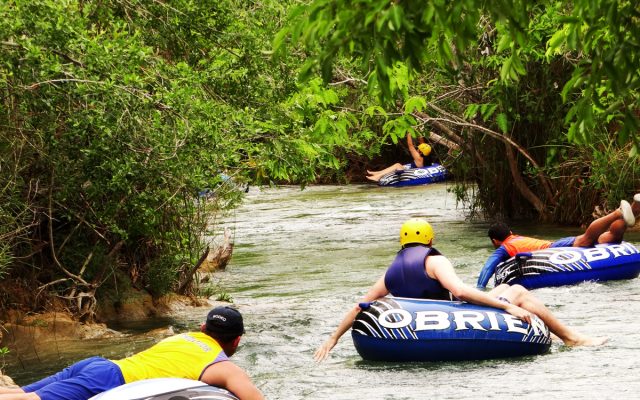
top-left (573, 201), bottom-right (632, 247)
top-left (366, 163), bottom-right (406, 182)
top-left (596, 219), bottom-right (627, 244)
top-left (366, 163), bottom-right (405, 176)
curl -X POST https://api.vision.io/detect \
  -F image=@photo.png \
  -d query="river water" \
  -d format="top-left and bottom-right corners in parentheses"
top-left (4, 184), bottom-right (640, 399)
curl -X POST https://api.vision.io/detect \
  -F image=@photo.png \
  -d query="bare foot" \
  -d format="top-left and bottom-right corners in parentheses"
top-left (365, 175), bottom-right (379, 182)
top-left (563, 335), bottom-right (609, 347)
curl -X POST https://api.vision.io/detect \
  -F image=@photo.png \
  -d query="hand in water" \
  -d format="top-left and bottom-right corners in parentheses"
top-left (313, 337), bottom-right (338, 362)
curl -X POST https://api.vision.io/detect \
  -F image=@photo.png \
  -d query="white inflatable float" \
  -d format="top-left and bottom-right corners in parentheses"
top-left (89, 378), bottom-right (238, 400)
top-left (494, 242), bottom-right (640, 289)
top-left (352, 297), bottom-right (552, 362)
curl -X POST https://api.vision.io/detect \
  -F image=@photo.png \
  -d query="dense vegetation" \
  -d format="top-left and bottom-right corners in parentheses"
top-left (280, 0), bottom-right (640, 221)
top-left (1, 0), bottom-right (638, 319)
top-left (0, 0), bottom-right (375, 320)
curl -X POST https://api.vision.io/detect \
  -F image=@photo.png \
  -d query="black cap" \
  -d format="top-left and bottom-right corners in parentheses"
top-left (205, 306), bottom-right (245, 337)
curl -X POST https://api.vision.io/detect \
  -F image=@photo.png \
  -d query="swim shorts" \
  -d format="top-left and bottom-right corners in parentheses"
top-left (550, 236), bottom-right (576, 248)
top-left (22, 356), bottom-right (124, 400)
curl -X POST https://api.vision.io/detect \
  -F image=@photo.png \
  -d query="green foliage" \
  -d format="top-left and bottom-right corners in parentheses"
top-left (278, 1), bottom-right (529, 100)
top-left (215, 292), bottom-right (233, 303)
top-left (276, 0), bottom-right (639, 222)
top-left (282, 0), bottom-right (639, 151)
top-left (1, 0), bottom-right (638, 320)
top-left (0, 346), bottom-right (9, 374)
top-left (546, 0), bottom-right (640, 151)
top-left (0, 0), bottom-right (375, 317)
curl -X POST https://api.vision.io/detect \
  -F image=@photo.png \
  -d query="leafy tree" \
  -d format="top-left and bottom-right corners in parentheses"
top-left (278, 0), bottom-right (640, 221)
top-left (279, 0), bottom-right (639, 150)
top-left (0, 0), bottom-right (373, 319)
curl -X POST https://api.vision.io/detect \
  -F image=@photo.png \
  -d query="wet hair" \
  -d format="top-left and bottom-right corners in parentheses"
top-left (488, 222), bottom-right (512, 241)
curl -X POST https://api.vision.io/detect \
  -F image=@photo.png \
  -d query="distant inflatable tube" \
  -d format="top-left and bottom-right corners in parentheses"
top-left (494, 242), bottom-right (640, 289)
top-left (378, 163), bottom-right (447, 187)
top-left (351, 297), bottom-right (551, 362)
top-left (89, 378), bottom-right (238, 400)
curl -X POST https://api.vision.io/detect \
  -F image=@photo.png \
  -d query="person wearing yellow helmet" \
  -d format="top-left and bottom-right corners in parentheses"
top-left (417, 143), bottom-right (431, 157)
top-left (313, 218), bottom-right (607, 362)
top-left (366, 133), bottom-right (433, 182)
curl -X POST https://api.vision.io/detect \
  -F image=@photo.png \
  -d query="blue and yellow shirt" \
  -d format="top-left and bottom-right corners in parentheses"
top-left (112, 332), bottom-right (229, 383)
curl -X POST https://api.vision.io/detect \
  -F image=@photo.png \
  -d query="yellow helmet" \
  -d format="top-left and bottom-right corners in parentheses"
top-left (418, 143), bottom-right (431, 156)
top-left (400, 218), bottom-right (434, 247)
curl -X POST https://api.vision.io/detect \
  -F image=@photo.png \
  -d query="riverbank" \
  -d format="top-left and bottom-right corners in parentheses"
top-left (0, 291), bottom-right (215, 355)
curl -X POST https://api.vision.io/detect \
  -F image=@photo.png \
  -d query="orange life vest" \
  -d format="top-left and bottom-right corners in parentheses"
top-left (501, 234), bottom-right (553, 257)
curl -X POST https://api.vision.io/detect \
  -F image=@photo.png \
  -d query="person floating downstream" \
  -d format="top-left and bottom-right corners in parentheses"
top-left (314, 218), bottom-right (607, 362)
top-left (366, 133), bottom-right (433, 182)
top-left (477, 194), bottom-right (640, 288)
top-left (0, 306), bottom-right (264, 400)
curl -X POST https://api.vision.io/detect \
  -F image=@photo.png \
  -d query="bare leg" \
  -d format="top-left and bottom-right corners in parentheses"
top-left (573, 207), bottom-right (625, 247)
top-left (366, 163), bottom-right (405, 177)
top-left (0, 392), bottom-right (40, 400)
top-left (365, 174), bottom-right (383, 182)
top-left (596, 219), bottom-right (627, 244)
top-left (487, 283), bottom-right (511, 298)
top-left (0, 389), bottom-right (25, 395)
top-left (495, 285), bottom-right (607, 346)
top-left (366, 163), bottom-right (407, 182)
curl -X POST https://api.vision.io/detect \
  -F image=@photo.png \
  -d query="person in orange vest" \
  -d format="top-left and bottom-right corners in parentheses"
top-left (477, 194), bottom-right (640, 288)
top-left (0, 307), bottom-right (264, 400)
top-left (366, 133), bottom-right (433, 182)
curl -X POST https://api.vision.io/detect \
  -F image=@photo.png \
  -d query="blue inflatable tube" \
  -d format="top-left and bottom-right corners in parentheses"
top-left (89, 378), bottom-right (238, 400)
top-left (378, 164), bottom-right (447, 187)
top-left (351, 297), bottom-right (551, 362)
top-left (494, 242), bottom-right (640, 289)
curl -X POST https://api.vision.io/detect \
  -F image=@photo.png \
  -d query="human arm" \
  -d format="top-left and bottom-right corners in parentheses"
top-left (313, 274), bottom-right (389, 362)
top-left (427, 255), bottom-right (533, 323)
top-left (406, 133), bottom-right (424, 167)
top-left (200, 361), bottom-right (264, 400)
top-left (476, 246), bottom-right (509, 288)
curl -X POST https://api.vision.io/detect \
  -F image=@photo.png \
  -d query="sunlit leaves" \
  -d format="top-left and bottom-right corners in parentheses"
top-left (404, 96), bottom-right (427, 114)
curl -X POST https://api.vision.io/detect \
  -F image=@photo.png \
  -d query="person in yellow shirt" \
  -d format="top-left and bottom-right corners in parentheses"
top-left (0, 306), bottom-right (264, 400)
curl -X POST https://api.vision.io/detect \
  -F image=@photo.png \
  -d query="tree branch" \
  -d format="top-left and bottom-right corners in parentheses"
top-left (177, 247), bottom-right (210, 295)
